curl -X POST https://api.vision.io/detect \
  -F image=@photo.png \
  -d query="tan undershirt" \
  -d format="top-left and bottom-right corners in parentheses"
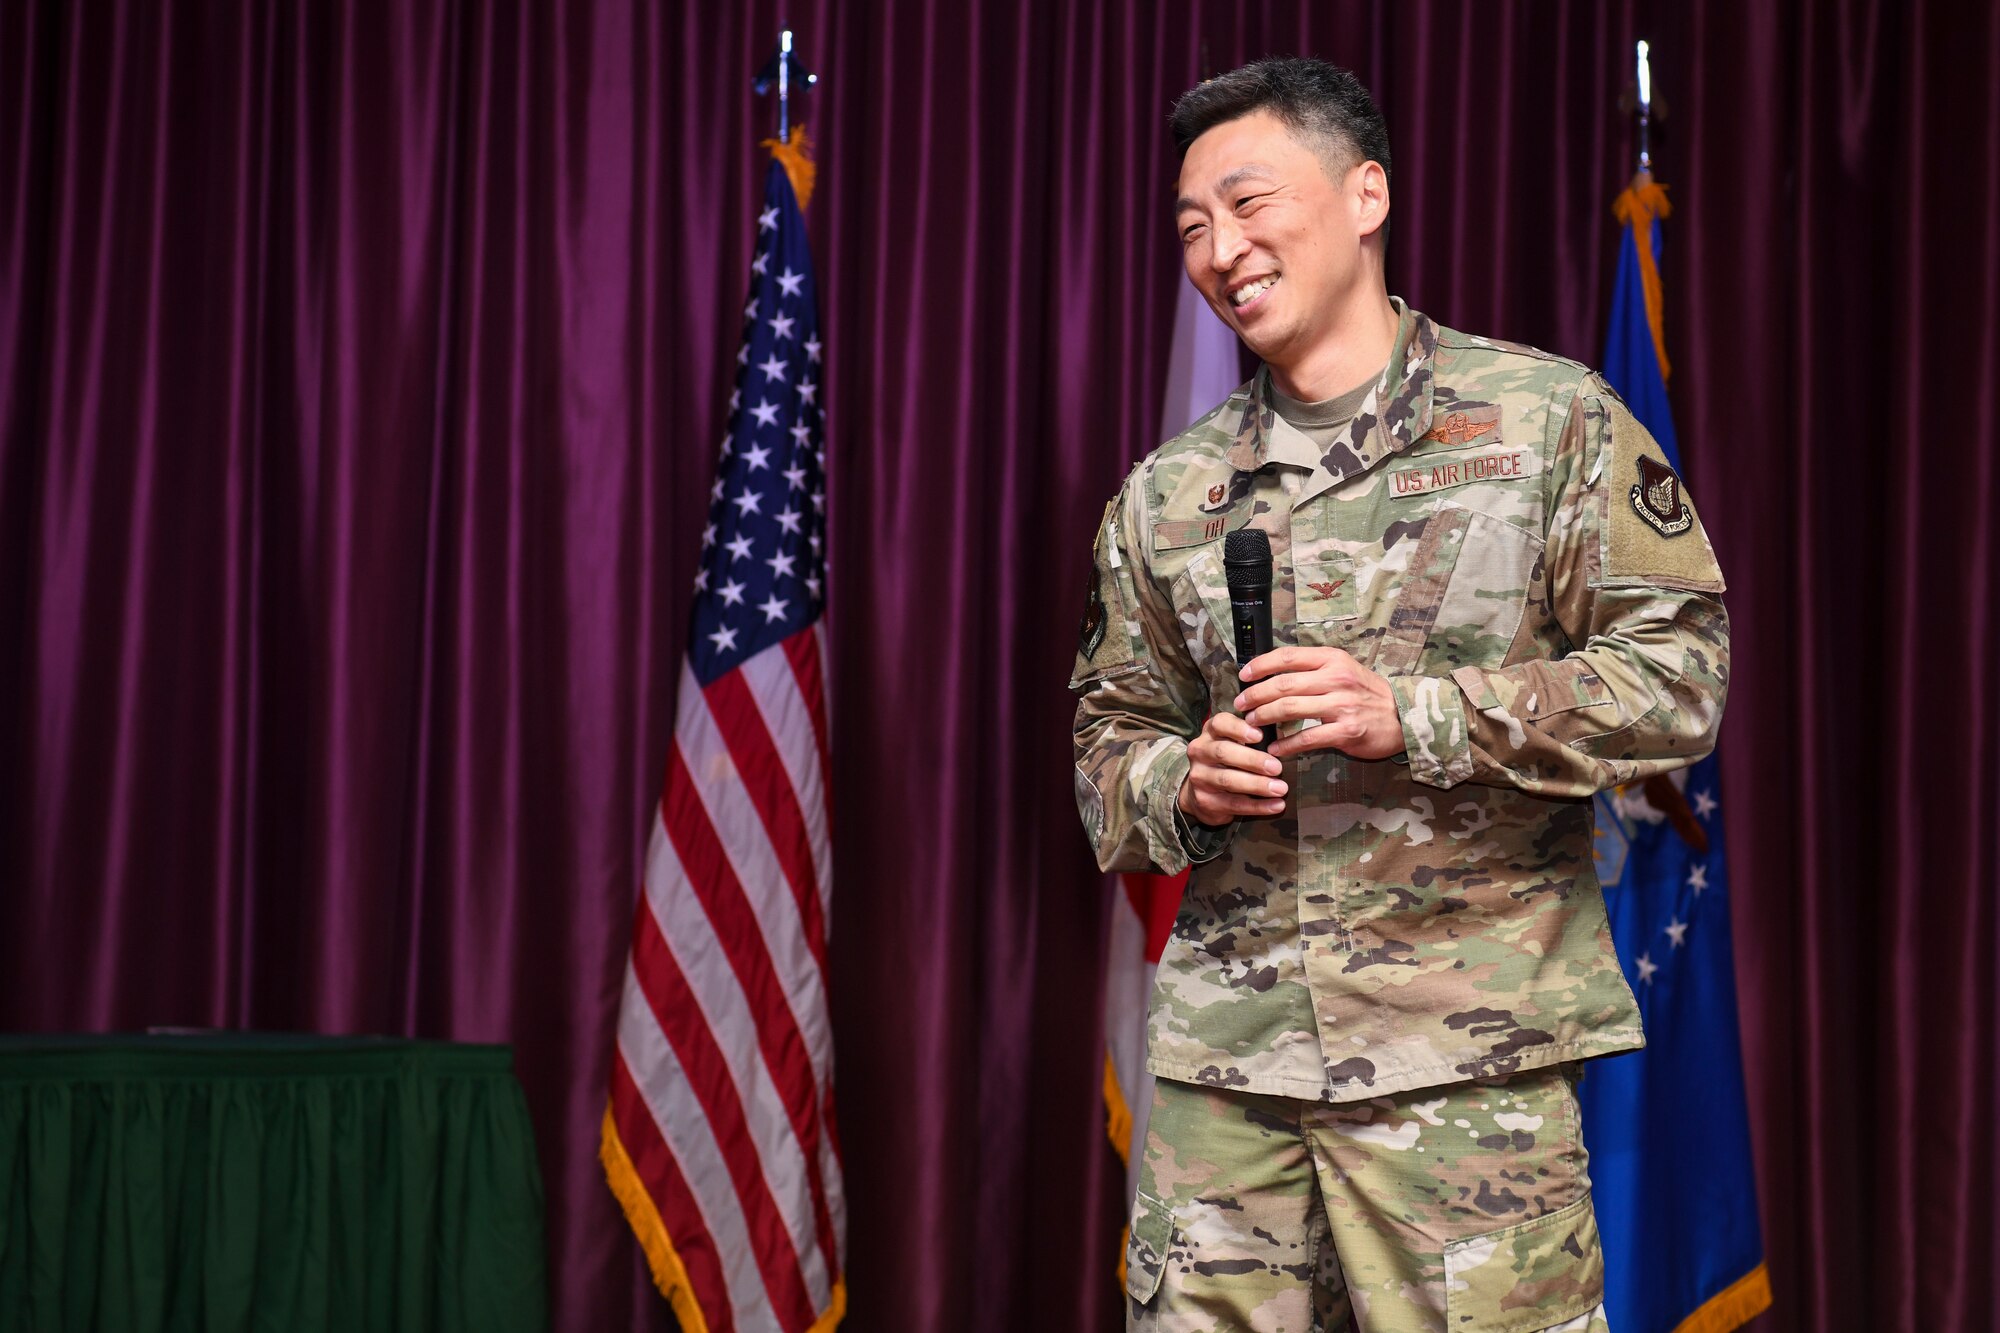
top-left (1268, 373), bottom-right (1378, 446)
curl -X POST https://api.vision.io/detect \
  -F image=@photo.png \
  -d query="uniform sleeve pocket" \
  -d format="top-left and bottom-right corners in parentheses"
top-left (1070, 504), bottom-right (1151, 690)
top-left (1123, 1189), bottom-right (1174, 1306)
top-left (1443, 1192), bottom-right (1604, 1332)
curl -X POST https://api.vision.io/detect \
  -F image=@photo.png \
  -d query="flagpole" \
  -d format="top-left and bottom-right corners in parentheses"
top-left (1634, 39), bottom-right (1654, 176)
top-left (754, 29), bottom-right (819, 145)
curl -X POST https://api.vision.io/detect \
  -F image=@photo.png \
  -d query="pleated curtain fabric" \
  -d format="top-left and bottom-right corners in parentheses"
top-left (2, 3), bottom-right (1996, 1330)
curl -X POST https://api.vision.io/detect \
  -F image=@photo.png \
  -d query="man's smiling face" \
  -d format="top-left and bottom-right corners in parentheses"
top-left (1175, 108), bottom-right (1376, 374)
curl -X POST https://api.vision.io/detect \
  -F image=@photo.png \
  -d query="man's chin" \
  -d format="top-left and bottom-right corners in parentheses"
top-left (1234, 323), bottom-right (1287, 364)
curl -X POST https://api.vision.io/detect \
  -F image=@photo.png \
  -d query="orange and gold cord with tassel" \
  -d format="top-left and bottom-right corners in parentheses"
top-left (1613, 173), bottom-right (1673, 383)
top-left (761, 123), bottom-right (818, 213)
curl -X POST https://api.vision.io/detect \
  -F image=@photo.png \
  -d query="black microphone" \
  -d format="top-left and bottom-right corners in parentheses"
top-left (1223, 528), bottom-right (1274, 749)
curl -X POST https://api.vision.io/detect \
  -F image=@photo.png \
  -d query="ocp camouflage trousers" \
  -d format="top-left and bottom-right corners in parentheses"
top-left (1124, 1065), bottom-right (1611, 1333)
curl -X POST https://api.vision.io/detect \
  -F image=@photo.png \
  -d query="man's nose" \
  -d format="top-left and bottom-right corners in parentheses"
top-left (1208, 216), bottom-right (1248, 272)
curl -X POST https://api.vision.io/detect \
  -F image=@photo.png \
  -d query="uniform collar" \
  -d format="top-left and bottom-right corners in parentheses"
top-left (1224, 298), bottom-right (1440, 501)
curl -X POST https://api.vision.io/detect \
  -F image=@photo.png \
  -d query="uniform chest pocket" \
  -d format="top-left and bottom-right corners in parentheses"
top-left (1374, 504), bottom-right (1541, 678)
top-left (1168, 549), bottom-right (1240, 695)
top-left (1295, 555), bottom-right (1358, 624)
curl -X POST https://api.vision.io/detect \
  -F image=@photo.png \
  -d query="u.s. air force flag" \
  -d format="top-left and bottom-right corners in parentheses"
top-left (1579, 175), bottom-right (1771, 1333)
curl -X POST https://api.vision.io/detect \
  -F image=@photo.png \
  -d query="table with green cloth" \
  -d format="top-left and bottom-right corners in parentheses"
top-left (0, 1033), bottom-right (547, 1333)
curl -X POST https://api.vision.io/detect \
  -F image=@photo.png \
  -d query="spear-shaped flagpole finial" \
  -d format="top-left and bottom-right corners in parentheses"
top-left (1617, 39), bottom-right (1669, 187)
top-left (1634, 40), bottom-right (1653, 175)
top-left (754, 29), bottom-right (819, 146)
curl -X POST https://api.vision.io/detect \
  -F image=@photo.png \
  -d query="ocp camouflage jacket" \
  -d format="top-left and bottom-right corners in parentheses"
top-left (1070, 301), bottom-right (1729, 1102)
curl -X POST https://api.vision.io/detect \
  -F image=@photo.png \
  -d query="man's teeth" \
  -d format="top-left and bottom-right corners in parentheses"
top-left (1230, 276), bottom-right (1278, 307)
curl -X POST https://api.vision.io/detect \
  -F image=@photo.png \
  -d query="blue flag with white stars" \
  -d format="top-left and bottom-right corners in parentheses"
top-left (1579, 191), bottom-right (1770, 1333)
top-left (689, 160), bottom-right (826, 686)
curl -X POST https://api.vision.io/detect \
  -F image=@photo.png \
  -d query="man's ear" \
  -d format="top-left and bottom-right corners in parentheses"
top-left (1354, 160), bottom-right (1390, 240)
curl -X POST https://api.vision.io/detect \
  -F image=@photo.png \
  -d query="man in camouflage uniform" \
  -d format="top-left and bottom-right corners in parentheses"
top-left (1071, 60), bottom-right (1728, 1333)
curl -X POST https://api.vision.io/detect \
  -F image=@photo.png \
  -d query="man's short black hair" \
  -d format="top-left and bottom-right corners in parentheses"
top-left (1170, 57), bottom-right (1392, 193)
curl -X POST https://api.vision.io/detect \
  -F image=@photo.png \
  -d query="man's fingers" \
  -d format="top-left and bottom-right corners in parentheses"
top-left (1239, 645), bottom-right (1316, 680)
top-left (1236, 675), bottom-right (1365, 713)
top-left (1239, 645), bottom-right (1351, 682)
top-left (1234, 673), bottom-right (1318, 711)
top-left (1194, 792), bottom-right (1287, 820)
top-left (1247, 696), bottom-right (1344, 727)
top-left (1268, 715), bottom-right (1368, 759)
top-left (1192, 725), bottom-right (1278, 775)
top-left (1236, 658), bottom-right (1365, 709)
top-left (1208, 737), bottom-right (1278, 775)
top-left (1203, 712), bottom-right (1264, 747)
top-left (1191, 762), bottom-right (1288, 799)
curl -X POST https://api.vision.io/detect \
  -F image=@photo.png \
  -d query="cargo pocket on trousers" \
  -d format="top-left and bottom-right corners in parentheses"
top-left (1123, 1189), bottom-right (1173, 1306)
top-left (1443, 1192), bottom-right (1604, 1332)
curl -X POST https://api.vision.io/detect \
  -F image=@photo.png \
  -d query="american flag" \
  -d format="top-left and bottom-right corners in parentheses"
top-left (603, 147), bottom-right (845, 1333)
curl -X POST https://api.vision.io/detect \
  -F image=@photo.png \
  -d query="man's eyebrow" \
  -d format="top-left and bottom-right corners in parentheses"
top-left (1174, 164), bottom-right (1279, 214)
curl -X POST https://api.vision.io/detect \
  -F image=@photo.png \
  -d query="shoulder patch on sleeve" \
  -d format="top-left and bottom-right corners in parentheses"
top-left (1597, 396), bottom-right (1726, 593)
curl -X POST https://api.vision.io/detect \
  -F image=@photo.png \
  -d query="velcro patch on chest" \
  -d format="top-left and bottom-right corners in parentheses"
top-left (1153, 512), bottom-right (1247, 551)
top-left (1388, 447), bottom-right (1542, 498)
top-left (1294, 557), bottom-right (1358, 621)
top-left (1420, 406), bottom-right (1503, 447)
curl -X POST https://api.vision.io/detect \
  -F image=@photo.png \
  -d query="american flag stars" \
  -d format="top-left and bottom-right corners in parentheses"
top-left (686, 193), bottom-right (828, 685)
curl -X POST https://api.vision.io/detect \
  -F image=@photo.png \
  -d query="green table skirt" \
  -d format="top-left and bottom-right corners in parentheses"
top-left (0, 1035), bottom-right (547, 1333)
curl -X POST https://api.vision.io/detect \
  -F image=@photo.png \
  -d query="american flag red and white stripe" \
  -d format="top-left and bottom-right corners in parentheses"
top-left (604, 138), bottom-right (845, 1333)
top-left (1103, 275), bottom-right (1240, 1213)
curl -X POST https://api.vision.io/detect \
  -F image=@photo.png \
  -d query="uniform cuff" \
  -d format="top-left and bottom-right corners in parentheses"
top-left (1172, 803), bottom-right (1233, 864)
top-left (1140, 741), bottom-right (1230, 870)
top-left (1389, 675), bottom-right (1474, 789)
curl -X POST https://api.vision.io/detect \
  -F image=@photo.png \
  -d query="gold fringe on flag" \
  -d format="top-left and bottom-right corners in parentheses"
top-left (762, 123), bottom-right (818, 212)
top-left (1670, 1261), bottom-right (1773, 1333)
top-left (1103, 1050), bottom-right (1134, 1162)
top-left (601, 1106), bottom-right (848, 1331)
top-left (601, 1106), bottom-right (714, 1333)
top-left (1613, 173), bottom-right (1674, 382)
top-left (1103, 1053), bottom-right (1138, 1291)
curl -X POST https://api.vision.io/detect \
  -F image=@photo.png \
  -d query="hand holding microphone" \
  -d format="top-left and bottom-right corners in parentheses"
top-left (1223, 528), bottom-right (1403, 765)
top-left (1177, 530), bottom-right (1288, 827)
top-left (1177, 527), bottom-right (1408, 828)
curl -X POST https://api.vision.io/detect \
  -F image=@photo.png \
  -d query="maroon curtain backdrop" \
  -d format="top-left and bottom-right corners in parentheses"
top-left (2, 3), bottom-right (1994, 1332)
